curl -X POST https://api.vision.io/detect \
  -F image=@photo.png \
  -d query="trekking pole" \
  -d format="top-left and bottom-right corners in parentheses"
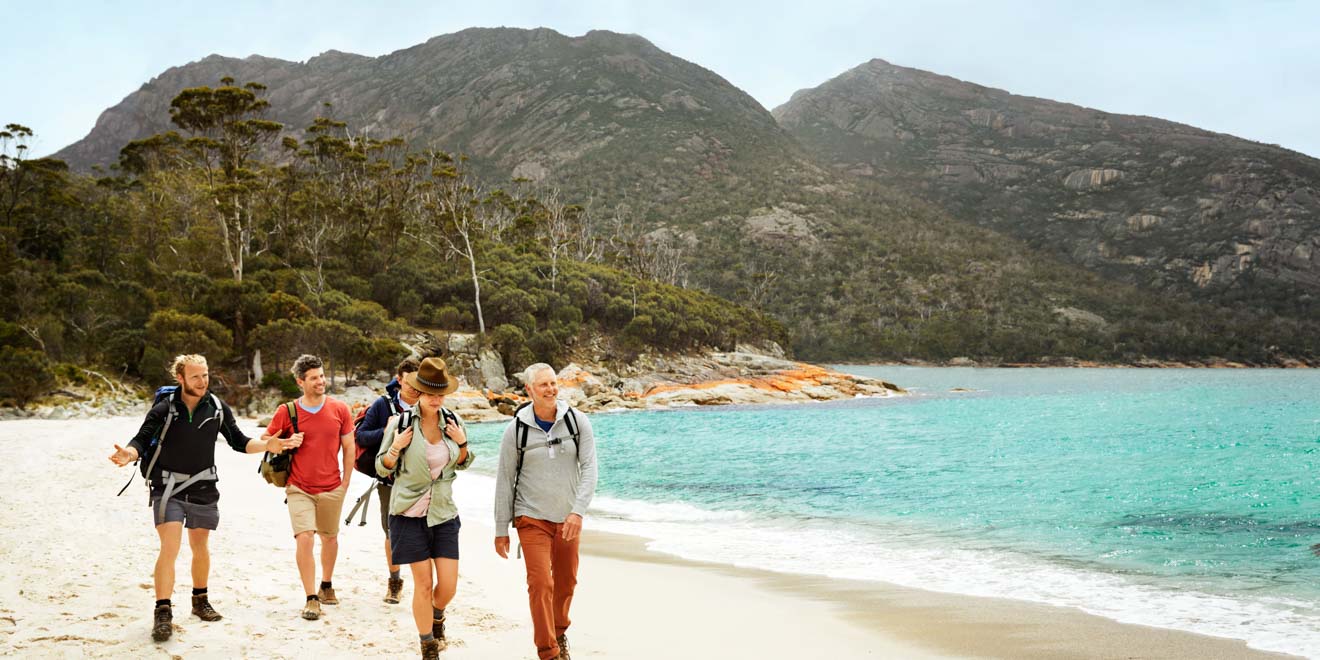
top-left (345, 481), bottom-right (377, 526)
top-left (357, 487), bottom-right (372, 526)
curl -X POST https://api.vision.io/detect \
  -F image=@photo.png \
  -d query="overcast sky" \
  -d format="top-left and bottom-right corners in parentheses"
top-left (5, 0), bottom-right (1318, 158)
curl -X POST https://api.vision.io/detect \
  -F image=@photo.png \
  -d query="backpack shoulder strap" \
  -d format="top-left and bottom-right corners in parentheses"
top-left (286, 400), bottom-right (299, 434)
top-left (510, 404), bottom-right (531, 524)
top-left (142, 391), bottom-right (180, 486)
top-left (563, 408), bottom-right (579, 442)
top-left (207, 393), bottom-right (224, 423)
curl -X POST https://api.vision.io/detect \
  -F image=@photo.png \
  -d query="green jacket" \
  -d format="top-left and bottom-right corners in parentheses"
top-left (375, 408), bottom-right (474, 526)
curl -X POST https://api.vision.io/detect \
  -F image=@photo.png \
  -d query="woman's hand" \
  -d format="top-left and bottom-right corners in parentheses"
top-left (391, 426), bottom-right (414, 452)
top-left (445, 417), bottom-right (466, 445)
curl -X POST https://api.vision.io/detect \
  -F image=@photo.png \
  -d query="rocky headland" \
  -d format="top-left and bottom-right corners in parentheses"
top-left (0, 338), bottom-right (905, 424)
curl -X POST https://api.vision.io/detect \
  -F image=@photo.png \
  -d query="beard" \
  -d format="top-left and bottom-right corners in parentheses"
top-left (183, 382), bottom-right (207, 398)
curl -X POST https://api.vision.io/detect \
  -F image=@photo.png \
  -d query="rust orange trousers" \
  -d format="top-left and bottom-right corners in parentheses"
top-left (515, 516), bottom-right (581, 660)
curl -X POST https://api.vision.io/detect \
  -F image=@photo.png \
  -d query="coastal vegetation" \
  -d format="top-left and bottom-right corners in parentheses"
top-left (0, 81), bottom-right (783, 405)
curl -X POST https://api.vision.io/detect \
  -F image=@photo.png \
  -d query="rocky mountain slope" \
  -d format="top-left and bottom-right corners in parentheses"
top-left (46, 29), bottom-right (1320, 362)
top-left (774, 58), bottom-right (1320, 317)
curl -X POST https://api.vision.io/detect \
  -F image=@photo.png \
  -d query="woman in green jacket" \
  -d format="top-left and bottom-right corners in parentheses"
top-left (376, 357), bottom-right (474, 659)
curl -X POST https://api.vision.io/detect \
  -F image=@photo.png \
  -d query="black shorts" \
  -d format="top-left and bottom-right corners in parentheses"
top-left (389, 514), bottom-right (460, 565)
top-left (149, 492), bottom-right (220, 530)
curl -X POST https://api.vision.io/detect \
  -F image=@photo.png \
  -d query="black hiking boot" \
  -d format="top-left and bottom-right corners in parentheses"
top-left (556, 632), bottom-right (571, 660)
top-left (191, 594), bottom-right (223, 621)
top-left (432, 612), bottom-right (446, 642)
top-left (385, 577), bottom-right (404, 604)
top-left (420, 637), bottom-right (443, 659)
top-left (151, 603), bottom-right (173, 642)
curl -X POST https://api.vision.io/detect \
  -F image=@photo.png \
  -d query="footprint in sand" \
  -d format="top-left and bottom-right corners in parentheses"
top-left (92, 613), bottom-right (120, 620)
top-left (138, 583), bottom-right (152, 590)
top-left (1, 615), bottom-right (16, 634)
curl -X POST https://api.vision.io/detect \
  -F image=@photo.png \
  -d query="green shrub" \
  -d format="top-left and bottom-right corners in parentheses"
top-left (139, 309), bottom-right (232, 379)
top-left (261, 371), bottom-right (301, 398)
top-left (0, 347), bottom-right (56, 409)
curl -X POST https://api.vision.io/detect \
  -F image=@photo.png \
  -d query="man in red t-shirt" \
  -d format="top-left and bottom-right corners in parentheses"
top-left (260, 354), bottom-right (355, 621)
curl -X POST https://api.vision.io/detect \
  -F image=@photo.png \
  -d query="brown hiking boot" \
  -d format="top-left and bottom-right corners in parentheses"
top-left (151, 603), bottom-right (172, 642)
top-left (191, 594), bottom-right (223, 621)
top-left (318, 586), bottom-right (339, 605)
top-left (301, 598), bottom-right (322, 620)
top-left (556, 633), bottom-right (571, 660)
top-left (432, 612), bottom-right (446, 641)
top-left (385, 577), bottom-right (404, 604)
top-left (420, 637), bottom-right (443, 659)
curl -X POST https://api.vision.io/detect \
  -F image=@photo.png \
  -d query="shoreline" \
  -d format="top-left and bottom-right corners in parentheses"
top-left (580, 529), bottom-right (1298, 659)
top-left (0, 416), bottom-right (1307, 659)
top-left (842, 359), bottom-right (1317, 369)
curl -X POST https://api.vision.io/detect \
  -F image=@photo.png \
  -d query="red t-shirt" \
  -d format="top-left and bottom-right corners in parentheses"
top-left (265, 398), bottom-right (353, 494)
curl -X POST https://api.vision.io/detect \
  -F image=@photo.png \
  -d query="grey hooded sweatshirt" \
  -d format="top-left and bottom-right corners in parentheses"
top-left (494, 400), bottom-right (598, 537)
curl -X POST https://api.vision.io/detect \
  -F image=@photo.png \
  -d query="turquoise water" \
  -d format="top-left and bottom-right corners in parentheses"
top-left (464, 367), bottom-right (1320, 656)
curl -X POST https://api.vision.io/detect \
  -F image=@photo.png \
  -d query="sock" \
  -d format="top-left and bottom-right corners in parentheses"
top-left (192, 587), bottom-right (207, 596)
top-left (420, 633), bottom-right (435, 642)
top-left (155, 599), bottom-right (171, 608)
top-left (433, 607), bottom-right (445, 621)
top-left (320, 581), bottom-right (332, 590)
top-left (390, 570), bottom-right (401, 580)
top-left (306, 594), bottom-right (320, 602)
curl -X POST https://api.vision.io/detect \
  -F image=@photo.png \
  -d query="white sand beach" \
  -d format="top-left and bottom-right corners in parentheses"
top-left (0, 417), bottom-right (1296, 659)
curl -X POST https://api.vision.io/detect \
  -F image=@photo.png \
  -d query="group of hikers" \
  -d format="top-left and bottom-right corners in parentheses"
top-left (108, 352), bottom-right (598, 660)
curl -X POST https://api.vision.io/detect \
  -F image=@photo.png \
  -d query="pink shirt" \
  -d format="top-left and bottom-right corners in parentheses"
top-left (402, 437), bottom-right (451, 517)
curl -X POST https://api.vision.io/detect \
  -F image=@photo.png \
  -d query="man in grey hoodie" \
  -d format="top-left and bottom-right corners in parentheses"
top-left (494, 363), bottom-right (598, 660)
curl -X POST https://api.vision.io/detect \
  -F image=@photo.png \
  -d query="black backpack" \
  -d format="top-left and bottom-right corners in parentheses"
top-left (508, 403), bottom-right (580, 515)
top-left (116, 385), bottom-right (222, 496)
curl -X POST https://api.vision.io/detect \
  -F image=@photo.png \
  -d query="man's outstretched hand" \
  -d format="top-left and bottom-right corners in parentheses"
top-left (109, 444), bottom-right (138, 467)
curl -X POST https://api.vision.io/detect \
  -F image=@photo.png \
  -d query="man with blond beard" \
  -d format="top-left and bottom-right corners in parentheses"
top-left (110, 354), bottom-right (287, 642)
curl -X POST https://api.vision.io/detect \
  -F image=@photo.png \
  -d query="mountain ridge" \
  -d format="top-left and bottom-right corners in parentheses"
top-left (774, 57), bottom-right (1320, 316)
top-left (40, 27), bottom-right (1320, 362)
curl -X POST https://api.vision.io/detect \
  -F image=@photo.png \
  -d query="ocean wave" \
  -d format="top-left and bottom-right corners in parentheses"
top-left (457, 473), bottom-right (1320, 659)
top-left (454, 460), bottom-right (1320, 658)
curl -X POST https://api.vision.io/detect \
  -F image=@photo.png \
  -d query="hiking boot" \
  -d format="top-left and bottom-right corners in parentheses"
top-left (432, 612), bottom-right (446, 641)
top-left (385, 577), bottom-right (404, 604)
top-left (301, 598), bottom-right (322, 621)
top-left (318, 586), bottom-right (339, 605)
top-left (191, 594), bottom-right (223, 621)
top-left (151, 603), bottom-right (172, 642)
top-left (420, 637), bottom-right (443, 659)
top-left (556, 633), bottom-right (571, 660)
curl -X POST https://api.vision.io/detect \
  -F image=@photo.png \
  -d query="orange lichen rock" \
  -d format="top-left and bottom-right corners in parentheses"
top-left (639, 362), bottom-right (861, 397)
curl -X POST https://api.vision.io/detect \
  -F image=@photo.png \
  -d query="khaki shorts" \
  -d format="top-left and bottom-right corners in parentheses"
top-left (286, 483), bottom-right (347, 536)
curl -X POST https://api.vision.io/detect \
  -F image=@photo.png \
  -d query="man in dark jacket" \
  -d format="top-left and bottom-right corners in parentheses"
top-left (109, 354), bottom-right (289, 642)
top-left (355, 356), bottom-right (421, 604)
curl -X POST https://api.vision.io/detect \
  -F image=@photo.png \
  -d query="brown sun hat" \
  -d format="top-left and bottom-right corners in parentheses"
top-left (406, 357), bottom-right (460, 395)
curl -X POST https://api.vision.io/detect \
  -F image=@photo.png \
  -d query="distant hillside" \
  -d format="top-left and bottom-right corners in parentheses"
top-left (774, 58), bottom-right (1320, 319)
top-left (44, 29), bottom-right (1320, 363)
